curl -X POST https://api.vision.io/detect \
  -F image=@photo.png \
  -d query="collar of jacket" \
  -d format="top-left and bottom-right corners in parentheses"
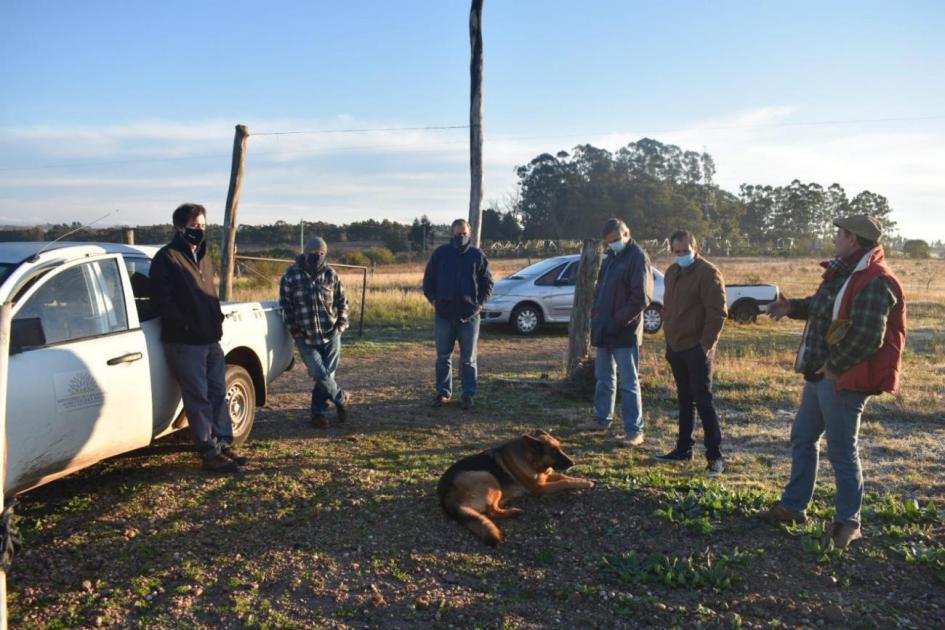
top-left (171, 231), bottom-right (207, 262)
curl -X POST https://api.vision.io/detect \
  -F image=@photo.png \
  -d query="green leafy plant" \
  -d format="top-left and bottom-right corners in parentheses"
top-left (901, 543), bottom-right (945, 583)
top-left (601, 547), bottom-right (756, 590)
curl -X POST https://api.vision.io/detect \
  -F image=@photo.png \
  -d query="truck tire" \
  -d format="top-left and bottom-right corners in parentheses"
top-left (511, 303), bottom-right (543, 335)
top-left (225, 364), bottom-right (256, 446)
top-left (643, 304), bottom-right (663, 334)
top-left (731, 300), bottom-right (758, 324)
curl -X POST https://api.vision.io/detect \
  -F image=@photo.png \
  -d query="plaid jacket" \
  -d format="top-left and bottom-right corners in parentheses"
top-left (790, 254), bottom-right (897, 376)
top-left (279, 259), bottom-right (349, 346)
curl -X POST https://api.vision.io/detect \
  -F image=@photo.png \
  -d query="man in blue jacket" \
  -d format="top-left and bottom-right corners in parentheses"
top-left (581, 218), bottom-right (654, 447)
top-left (422, 219), bottom-right (494, 410)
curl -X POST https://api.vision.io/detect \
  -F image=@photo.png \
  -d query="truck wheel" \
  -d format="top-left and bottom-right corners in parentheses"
top-left (732, 301), bottom-right (758, 324)
top-left (511, 303), bottom-right (542, 335)
top-left (643, 304), bottom-right (663, 334)
top-left (225, 364), bottom-right (256, 446)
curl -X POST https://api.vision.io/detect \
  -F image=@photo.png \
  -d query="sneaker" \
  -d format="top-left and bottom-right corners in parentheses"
top-left (653, 448), bottom-right (693, 462)
top-left (311, 413), bottom-right (330, 429)
top-left (202, 453), bottom-right (238, 473)
top-left (221, 446), bottom-right (248, 466)
top-left (461, 395), bottom-right (475, 411)
top-left (432, 393), bottom-right (450, 408)
top-left (827, 522), bottom-right (862, 549)
top-left (577, 418), bottom-right (610, 432)
top-left (336, 391), bottom-right (351, 423)
top-left (706, 458), bottom-right (725, 477)
top-left (616, 432), bottom-right (644, 447)
top-left (757, 502), bottom-right (807, 526)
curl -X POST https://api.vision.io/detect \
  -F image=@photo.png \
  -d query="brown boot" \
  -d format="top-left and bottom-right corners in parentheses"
top-left (757, 502), bottom-right (807, 526)
top-left (311, 413), bottom-right (330, 429)
top-left (202, 453), bottom-right (238, 473)
top-left (336, 392), bottom-right (351, 423)
top-left (828, 522), bottom-right (862, 549)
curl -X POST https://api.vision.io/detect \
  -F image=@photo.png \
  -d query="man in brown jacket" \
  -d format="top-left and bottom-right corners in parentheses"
top-left (654, 230), bottom-right (728, 475)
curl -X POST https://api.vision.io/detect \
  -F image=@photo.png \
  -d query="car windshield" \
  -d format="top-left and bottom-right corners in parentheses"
top-left (504, 258), bottom-right (571, 279)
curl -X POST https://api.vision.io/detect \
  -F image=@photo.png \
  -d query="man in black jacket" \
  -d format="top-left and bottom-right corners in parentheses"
top-left (422, 219), bottom-right (494, 409)
top-left (581, 218), bottom-right (654, 447)
top-left (149, 203), bottom-right (245, 473)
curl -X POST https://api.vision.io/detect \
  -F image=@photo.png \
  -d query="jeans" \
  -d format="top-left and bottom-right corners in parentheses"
top-left (781, 379), bottom-right (869, 526)
top-left (434, 314), bottom-right (480, 398)
top-left (593, 345), bottom-right (644, 434)
top-left (163, 341), bottom-right (231, 459)
top-left (295, 334), bottom-right (345, 415)
top-left (666, 345), bottom-right (723, 460)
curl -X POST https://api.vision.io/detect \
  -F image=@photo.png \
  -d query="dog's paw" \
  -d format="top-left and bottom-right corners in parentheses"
top-left (580, 479), bottom-right (595, 489)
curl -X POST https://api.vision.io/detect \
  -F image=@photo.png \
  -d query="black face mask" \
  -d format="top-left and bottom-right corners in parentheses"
top-left (306, 253), bottom-right (326, 270)
top-left (452, 234), bottom-right (471, 249)
top-left (182, 227), bottom-right (205, 246)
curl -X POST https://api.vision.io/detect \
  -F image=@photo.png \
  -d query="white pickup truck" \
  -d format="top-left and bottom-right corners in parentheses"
top-left (1, 241), bottom-right (294, 495)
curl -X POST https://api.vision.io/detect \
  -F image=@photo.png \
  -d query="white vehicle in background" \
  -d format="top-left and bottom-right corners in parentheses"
top-left (481, 254), bottom-right (778, 335)
top-left (1, 242), bottom-right (294, 495)
top-left (481, 255), bottom-right (666, 335)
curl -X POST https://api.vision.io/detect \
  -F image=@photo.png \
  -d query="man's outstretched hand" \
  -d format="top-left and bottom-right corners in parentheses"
top-left (767, 293), bottom-right (793, 320)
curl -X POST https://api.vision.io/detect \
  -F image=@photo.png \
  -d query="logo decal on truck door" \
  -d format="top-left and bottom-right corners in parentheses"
top-left (54, 370), bottom-right (105, 412)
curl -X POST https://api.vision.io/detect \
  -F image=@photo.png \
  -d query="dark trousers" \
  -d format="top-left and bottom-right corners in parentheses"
top-left (666, 345), bottom-right (723, 460)
top-left (164, 341), bottom-right (232, 459)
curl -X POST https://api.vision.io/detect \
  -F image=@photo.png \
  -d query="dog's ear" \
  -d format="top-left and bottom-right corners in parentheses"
top-left (521, 434), bottom-right (546, 455)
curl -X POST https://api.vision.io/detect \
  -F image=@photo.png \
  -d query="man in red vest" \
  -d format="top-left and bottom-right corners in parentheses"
top-left (759, 215), bottom-right (906, 548)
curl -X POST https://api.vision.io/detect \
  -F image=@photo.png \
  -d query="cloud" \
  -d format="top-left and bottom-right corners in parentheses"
top-left (0, 111), bottom-right (943, 239)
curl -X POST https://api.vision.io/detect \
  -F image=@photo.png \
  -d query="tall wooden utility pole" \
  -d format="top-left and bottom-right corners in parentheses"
top-left (468, 0), bottom-right (484, 247)
top-left (220, 124), bottom-right (250, 301)
top-left (565, 239), bottom-right (603, 374)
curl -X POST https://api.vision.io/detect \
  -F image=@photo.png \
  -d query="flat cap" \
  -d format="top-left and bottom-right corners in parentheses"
top-left (834, 215), bottom-right (883, 242)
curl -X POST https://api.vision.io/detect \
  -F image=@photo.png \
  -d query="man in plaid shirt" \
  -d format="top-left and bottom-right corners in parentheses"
top-left (760, 215), bottom-right (906, 548)
top-left (280, 237), bottom-right (351, 428)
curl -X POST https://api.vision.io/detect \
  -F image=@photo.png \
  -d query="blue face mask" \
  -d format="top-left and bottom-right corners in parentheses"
top-left (676, 253), bottom-right (696, 268)
top-left (607, 239), bottom-right (626, 253)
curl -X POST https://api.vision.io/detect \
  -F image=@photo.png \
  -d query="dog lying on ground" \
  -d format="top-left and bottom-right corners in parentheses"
top-left (437, 431), bottom-right (594, 546)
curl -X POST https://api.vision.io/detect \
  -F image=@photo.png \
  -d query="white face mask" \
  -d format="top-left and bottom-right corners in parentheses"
top-left (608, 239), bottom-right (626, 253)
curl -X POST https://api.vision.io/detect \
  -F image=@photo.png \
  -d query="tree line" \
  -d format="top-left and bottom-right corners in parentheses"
top-left (504, 137), bottom-right (898, 253)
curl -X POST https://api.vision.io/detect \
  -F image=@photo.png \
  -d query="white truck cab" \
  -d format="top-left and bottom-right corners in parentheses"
top-left (1, 242), bottom-right (294, 494)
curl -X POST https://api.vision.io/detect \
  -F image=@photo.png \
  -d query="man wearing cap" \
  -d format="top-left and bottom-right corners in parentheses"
top-left (759, 215), bottom-right (906, 548)
top-left (280, 237), bottom-right (351, 428)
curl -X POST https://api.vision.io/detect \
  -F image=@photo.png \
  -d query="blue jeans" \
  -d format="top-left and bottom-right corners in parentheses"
top-left (434, 314), bottom-right (480, 398)
top-left (295, 334), bottom-right (345, 415)
top-left (781, 379), bottom-right (869, 526)
top-left (163, 342), bottom-right (231, 459)
top-left (593, 345), bottom-right (644, 434)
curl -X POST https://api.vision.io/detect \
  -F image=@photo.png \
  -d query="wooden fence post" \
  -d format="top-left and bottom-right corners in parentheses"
top-left (565, 239), bottom-right (603, 374)
top-left (468, 0), bottom-right (484, 247)
top-left (220, 124), bottom-right (250, 301)
top-left (123, 228), bottom-right (135, 245)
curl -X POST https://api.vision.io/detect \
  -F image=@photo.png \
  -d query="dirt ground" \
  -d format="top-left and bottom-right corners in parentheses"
top-left (8, 323), bottom-right (945, 629)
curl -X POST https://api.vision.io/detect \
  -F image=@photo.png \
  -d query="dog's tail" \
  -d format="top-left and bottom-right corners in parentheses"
top-left (454, 506), bottom-right (503, 547)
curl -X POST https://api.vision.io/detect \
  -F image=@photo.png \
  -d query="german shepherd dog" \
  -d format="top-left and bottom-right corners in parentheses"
top-left (437, 431), bottom-right (594, 546)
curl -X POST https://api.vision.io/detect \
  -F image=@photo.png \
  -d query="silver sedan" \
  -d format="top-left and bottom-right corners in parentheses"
top-left (481, 254), bottom-right (665, 335)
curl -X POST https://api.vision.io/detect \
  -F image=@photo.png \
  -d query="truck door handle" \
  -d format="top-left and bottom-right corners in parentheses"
top-left (107, 352), bottom-right (143, 366)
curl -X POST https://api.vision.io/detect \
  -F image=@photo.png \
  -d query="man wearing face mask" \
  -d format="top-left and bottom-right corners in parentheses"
top-left (422, 218), bottom-right (494, 410)
top-left (581, 218), bottom-right (654, 447)
top-left (654, 230), bottom-right (728, 476)
top-left (279, 237), bottom-right (350, 428)
top-left (150, 203), bottom-right (245, 473)
top-left (758, 215), bottom-right (906, 549)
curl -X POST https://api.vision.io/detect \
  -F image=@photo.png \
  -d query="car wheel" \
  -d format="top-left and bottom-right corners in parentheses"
top-left (225, 364), bottom-right (256, 446)
top-left (643, 304), bottom-right (663, 334)
top-left (511, 304), bottom-right (542, 335)
top-left (732, 300), bottom-right (758, 324)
